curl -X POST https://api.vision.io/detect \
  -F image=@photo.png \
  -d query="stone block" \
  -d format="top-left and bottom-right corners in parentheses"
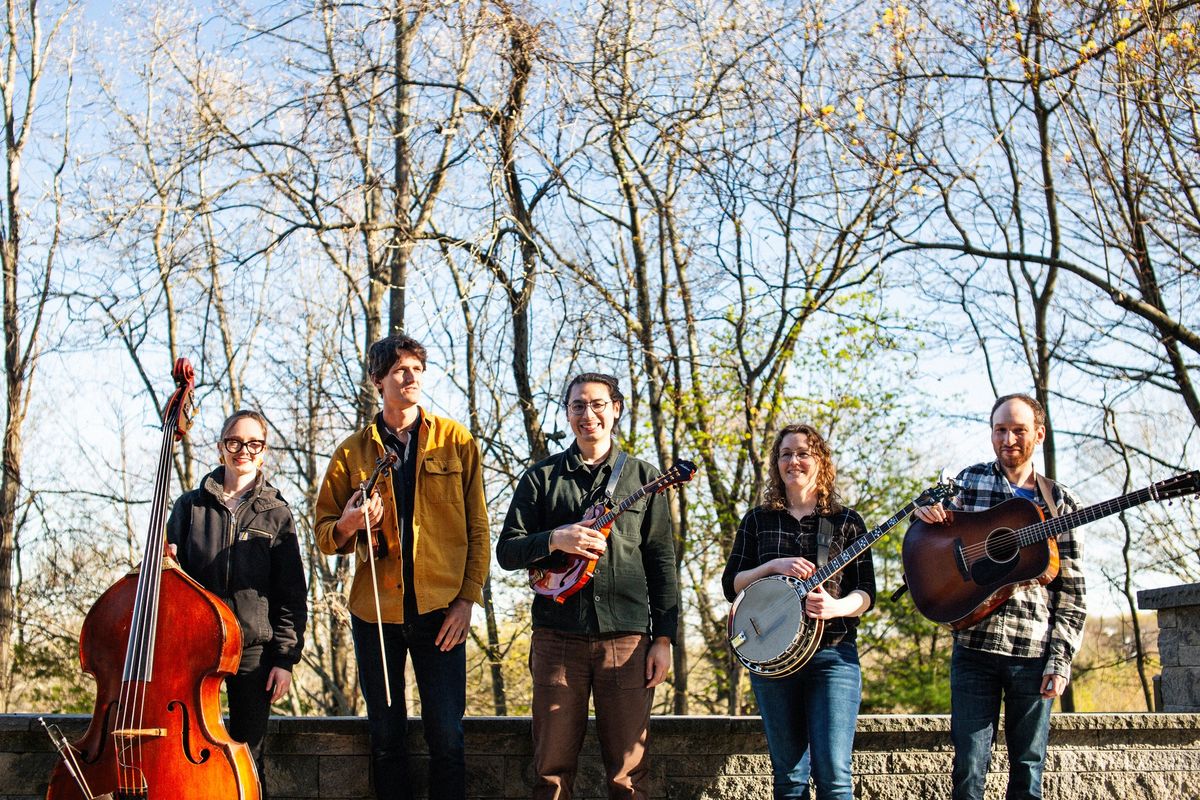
top-left (887, 750), bottom-right (953, 775)
top-left (319, 754), bottom-right (371, 798)
top-left (1160, 667), bottom-right (1200, 711)
top-left (1180, 644), bottom-right (1200, 666)
top-left (858, 773), bottom-right (948, 800)
top-left (661, 774), bottom-right (769, 800)
top-left (270, 753), bottom-right (321, 798)
top-left (1137, 582), bottom-right (1200, 610)
top-left (0, 752), bottom-right (55, 794)
top-left (849, 751), bottom-right (890, 775)
top-left (465, 755), bottom-right (506, 798)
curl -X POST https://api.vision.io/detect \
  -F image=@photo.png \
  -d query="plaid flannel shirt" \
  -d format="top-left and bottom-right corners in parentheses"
top-left (722, 506), bottom-right (877, 646)
top-left (950, 461), bottom-right (1087, 679)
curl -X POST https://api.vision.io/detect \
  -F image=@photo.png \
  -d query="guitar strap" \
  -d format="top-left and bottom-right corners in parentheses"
top-left (601, 451), bottom-right (628, 507)
top-left (1035, 473), bottom-right (1060, 518)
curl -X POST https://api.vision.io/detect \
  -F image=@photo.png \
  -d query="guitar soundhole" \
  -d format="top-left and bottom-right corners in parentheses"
top-left (984, 528), bottom-right (1018, 563)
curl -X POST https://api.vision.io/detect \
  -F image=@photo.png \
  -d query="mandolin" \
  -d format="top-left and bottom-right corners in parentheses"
top-left (529, 460), bottom-right (697, 603)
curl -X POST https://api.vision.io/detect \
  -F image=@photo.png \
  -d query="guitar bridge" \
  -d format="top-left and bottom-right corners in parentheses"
top-left (953, 539), bottom-right (970, 581)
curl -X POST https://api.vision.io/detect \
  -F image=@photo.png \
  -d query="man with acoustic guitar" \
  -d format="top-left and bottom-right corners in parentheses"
top-left (913, 393), bottom-right (1087, 800)
top-left (496, 372), bottom-right (680, 799)
top-left (315, 334), bottom-right (490, 800)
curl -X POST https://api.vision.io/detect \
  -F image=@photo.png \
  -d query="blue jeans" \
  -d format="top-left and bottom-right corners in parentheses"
top-left (950, 644), bottom-right (1053, 800)
top-left (351, 611), bottom-right (466, 800)
top-left (749, 641), bottom-right (862, 800)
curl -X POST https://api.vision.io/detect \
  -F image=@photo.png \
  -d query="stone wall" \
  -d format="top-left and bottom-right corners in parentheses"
top-left (1138, 581), bottom-right (1200, 713)
top-left (4, 712), bottom-right (1199, 799)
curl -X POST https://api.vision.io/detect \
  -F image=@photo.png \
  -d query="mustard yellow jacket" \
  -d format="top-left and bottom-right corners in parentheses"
top-left (315, 410), bottom-right (490, 623)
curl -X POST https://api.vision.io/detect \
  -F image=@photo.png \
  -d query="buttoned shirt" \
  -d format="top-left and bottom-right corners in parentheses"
top-left (949, 461), bottom-right (1087, 679)
top-left (722, 505), bottom-right (876, 646)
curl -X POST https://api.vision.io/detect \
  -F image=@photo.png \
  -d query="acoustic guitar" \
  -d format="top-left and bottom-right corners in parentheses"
top-left (902, 471), bottom-right (1200, 629)
top-left (529, 459), bottom-right (697, 603)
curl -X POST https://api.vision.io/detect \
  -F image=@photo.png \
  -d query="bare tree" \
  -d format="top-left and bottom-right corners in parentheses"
top-left (0, 0), bottom-right (75, 709)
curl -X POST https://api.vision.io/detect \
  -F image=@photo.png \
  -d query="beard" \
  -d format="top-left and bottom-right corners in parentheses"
top-left (996, 441), bottom-right (1035, 470)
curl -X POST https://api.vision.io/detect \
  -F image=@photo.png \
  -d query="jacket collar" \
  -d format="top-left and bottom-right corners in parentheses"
top-left (200, 468), bottom-right (286, 511)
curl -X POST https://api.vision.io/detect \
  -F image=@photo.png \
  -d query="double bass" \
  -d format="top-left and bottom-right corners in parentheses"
top-left (45, 359), bottom-right (260, 799)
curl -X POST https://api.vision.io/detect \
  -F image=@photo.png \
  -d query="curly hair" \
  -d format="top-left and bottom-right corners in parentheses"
top-left (761, 423), bottom-right (842, 515)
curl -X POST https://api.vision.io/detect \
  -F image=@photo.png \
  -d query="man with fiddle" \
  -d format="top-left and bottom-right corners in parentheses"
top-left (496, 372), bottom-right (679, 799)
top-left (315, 334), bottom-right (489, 800)
top-left (913, 393), bottom-right (1086, 800)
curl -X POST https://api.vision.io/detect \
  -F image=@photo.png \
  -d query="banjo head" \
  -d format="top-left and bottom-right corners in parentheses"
top-left (728, 575), bottom-right (820, 672)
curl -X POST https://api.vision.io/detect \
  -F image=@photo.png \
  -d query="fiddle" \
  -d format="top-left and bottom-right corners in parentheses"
top-left (45, 359), bottom-right (260, 799)
top-left (353, 451), bottom-right (400, 562)
top-left (352, 450), bottom-right (399, 706)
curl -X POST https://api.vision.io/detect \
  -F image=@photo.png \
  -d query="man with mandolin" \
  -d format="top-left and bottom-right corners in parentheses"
top-left (912, 393), bottom-right (1086, 800)
top-left (315, 334), bottom-right (490, 800)
top-left (496, 372), bottom-right (680, 800)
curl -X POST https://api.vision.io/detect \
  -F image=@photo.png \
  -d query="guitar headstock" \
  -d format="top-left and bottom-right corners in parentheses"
top-left (1150, 471), bottom-right (1200, 502)
top-left (653, 459), bottom-right (698, 493)
top-left (914, 478), bottom-right (959, 508)
top-left (164, 358), bottom-right (196, 441)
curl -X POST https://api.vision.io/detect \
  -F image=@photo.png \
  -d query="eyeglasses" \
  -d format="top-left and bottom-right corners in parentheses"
top-left (222, 438), bottom-right (266, 455)
top-left (567, 399), bottom-right (612, 417)
top-left (778, 450), bottom-right (813, 461)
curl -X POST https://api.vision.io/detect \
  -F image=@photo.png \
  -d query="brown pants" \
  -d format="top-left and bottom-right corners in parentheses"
top-left (530, 630), bottom-right (654, 800)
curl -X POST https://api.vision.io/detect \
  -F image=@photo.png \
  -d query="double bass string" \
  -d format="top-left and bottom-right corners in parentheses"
top-left (115, 410), bottom-right (178, 792)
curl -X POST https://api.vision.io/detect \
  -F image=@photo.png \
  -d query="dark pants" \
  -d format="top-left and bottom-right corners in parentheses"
top-left (351, 611), bottom-right (467, 800)
top-left (225, 645), bottom-right (272, 797)
top-left (529, 629), bottom-right (653, 800)
top-left (950, 644), bottom-right (1053, 800)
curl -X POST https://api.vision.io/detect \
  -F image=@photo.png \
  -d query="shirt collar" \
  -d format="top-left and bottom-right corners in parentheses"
top-left (564, 440), bottom-right (620, 473)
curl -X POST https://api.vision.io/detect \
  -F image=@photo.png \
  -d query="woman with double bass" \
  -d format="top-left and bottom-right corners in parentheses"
top-left (46, 361), bottom-right (268, 799)
top-left (165, 409), bottom-right (307, 795)
top-left (722, 423), bottom-right (876, 800)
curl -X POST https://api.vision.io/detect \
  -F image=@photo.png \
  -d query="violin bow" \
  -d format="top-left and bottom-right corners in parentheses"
top-left (359, 452), bottom-right (398, 707)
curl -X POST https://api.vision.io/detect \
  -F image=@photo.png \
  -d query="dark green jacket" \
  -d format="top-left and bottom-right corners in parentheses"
top-left (496, 443), bottom-right (679, 641)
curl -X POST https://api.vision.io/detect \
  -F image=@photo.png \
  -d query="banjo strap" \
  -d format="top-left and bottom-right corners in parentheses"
top-left (816, 516), bottom-right (833, 568)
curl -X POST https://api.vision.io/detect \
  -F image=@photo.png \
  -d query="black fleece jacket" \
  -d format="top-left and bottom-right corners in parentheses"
top-left (166, 468), bottom-right (308, 669)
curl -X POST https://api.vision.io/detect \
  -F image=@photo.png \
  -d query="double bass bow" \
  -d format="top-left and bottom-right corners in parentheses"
top-left (46, 359), bottom-right (260, 799)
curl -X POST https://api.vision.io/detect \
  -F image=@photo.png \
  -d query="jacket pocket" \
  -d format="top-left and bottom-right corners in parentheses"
top-left (423, 457), bottom-right (464, 504)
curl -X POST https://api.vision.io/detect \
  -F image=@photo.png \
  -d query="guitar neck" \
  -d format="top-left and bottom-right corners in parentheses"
top-left (1016, 485), bottom-right (1155, 547)
top-left (801, 498), bottom-right (919, 593)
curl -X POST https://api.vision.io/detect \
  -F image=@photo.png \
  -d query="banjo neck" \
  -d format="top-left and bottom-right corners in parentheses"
top-left (798, 498), bottom-right (922, 594)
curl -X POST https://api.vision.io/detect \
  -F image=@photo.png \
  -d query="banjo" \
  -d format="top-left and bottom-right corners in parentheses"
top-left (728, 481), bottom-right (958, 677)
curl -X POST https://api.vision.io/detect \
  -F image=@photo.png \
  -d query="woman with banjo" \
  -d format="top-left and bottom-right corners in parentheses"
top-left (721, 423), bottom-right (876, 800)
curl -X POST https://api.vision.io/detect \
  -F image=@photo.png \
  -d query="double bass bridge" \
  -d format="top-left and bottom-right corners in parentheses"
top-left (110, 728), bottom-right (167, 740)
